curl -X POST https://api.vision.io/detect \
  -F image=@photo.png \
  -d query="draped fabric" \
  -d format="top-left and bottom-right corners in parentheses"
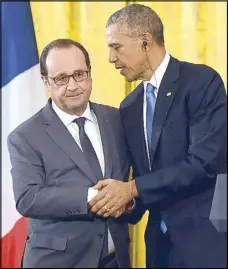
top-left (2, 2), bottom-right (226, 268)
top-left (1, 2), bottom-right (47, 268)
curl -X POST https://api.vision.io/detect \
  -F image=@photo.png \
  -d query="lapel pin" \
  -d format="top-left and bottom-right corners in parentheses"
top-left (167, 92), bottom-right (172, 96)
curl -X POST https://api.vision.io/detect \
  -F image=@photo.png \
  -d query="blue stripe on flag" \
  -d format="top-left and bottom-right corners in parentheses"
top-left (2, 2), bottom-right (39, 87)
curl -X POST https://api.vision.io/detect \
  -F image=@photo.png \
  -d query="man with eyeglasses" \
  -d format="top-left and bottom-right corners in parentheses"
top-left (7, 39), bottom-right (138, 268)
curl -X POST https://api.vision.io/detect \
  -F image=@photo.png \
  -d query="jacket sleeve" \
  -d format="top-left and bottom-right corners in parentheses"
top-left (111, 110), bottom-right (146, 224)
top-left (8, 131), bottom-right (91, 220)
top-left (135, 70), bottom-right (227, 209)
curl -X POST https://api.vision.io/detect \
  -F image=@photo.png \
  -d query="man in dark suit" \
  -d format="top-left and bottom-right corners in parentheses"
top-left (7, 39), bottom-right (135, 268)
top-left (89, 4), bottom-right (227, 268)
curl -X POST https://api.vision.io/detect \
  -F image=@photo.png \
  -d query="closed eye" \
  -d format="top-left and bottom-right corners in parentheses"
top-left (113, 45), bottom-right (122, 50)
top-left (109, 43), bottom-right (122, 49)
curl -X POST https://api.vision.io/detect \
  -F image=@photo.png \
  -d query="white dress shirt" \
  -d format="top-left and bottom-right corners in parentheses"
top-left (143, 52), bottom-right (170, 169)
top-left (52, 101), bottom-right (115, 254)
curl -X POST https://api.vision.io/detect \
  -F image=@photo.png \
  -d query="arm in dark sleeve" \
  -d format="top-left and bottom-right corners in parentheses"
top-left (121, 197), bottom-right (146, 225)
top-left (110, 111), bottom-right (146, 224)
top-left (135, 71), bottom-right (227, 209)
top-left (8, 131), bottom-right (90, 220)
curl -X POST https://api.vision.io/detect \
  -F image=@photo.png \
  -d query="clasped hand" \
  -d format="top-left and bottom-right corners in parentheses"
top-left (88, 179), bottom-right (134, 218)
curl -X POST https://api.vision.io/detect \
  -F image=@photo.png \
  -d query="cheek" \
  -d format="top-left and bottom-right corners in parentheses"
top-left (57, 86), bottom-right (66, 99)
top-left (122, 50), bottom-right (142, 68)
top-left (82, 80), bottom-right (92, 97)
top-left (50, 86), bottom-right (66, 102)
top-left (132, 53), bottom-right (145, 71)
top-left (58, 87), bottom-right (67, 98)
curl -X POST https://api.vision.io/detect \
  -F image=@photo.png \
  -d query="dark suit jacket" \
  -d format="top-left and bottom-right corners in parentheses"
top-left (8, 100), bottom-right (131, 268)
top-left (120, 56), bottom-right (227, 268)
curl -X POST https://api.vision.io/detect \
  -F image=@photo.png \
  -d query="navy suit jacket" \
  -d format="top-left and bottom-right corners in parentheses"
top-left (120, 56), bottom-right (227, 268)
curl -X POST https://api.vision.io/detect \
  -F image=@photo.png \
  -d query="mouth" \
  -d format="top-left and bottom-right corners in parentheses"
top-left (67, 92), bottom-right (83, 98)
top-left (116, 66), bottom-right (126, 75)
top-left (116, 66), bottom-right (125, 70)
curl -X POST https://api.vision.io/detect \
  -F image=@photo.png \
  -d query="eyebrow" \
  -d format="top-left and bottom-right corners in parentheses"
top-left (54, 69), bottom-right (87, 77)
top-left (108, 43), bottom-right (121, 48)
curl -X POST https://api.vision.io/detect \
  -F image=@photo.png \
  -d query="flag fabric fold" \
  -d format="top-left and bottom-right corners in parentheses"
top-left (1, 2), bottom-right (46, 267)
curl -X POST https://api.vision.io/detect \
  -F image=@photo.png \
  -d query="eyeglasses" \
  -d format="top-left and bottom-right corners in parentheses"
top-left (47, 70), bottom-right (90, 86)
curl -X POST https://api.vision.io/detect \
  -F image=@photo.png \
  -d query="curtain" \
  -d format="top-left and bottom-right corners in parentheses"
top-left (30, 2), bottom-right (227, 267)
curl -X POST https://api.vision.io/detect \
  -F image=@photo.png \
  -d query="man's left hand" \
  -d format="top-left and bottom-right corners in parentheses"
top-left (88, 179), bottom-right (136, 217)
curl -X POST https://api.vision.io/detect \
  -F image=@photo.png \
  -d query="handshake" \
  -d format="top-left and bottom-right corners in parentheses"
top-left (88, 179), bottom-right (138, 218)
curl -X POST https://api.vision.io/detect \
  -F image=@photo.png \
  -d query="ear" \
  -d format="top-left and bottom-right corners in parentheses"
top-left (140, 33), bottom-right (153, 51)
top-left (41, 75), bottom-right (50, 88)
top-left (88, 66), bottom-right (92, 75)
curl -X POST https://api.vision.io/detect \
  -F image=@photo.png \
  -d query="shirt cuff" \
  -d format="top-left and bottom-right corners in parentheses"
top-left (87, 187), bottom-right (98, 202)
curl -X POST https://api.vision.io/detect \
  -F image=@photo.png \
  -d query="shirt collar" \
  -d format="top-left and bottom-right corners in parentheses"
top-left (52, 100), bottom-right (95, 127)
top-left (143, 52), bottom-right (170, 92)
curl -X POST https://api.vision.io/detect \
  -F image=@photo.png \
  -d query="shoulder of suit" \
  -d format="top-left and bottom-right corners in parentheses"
top-left (91, 102), bottom-right (119, 113)
top-left (170, 55), bottom-right (219, 77)
top-left (120, 82), bottom-right (144, 110)
top-left (180, 60), bottom-right (220, 78)
top-left (9, 106), bottom-right (45, 136)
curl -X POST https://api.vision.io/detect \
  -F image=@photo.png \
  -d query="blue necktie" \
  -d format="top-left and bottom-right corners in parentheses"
top-left (146, 83), bottom-right (167, 234)
top-left (146, 83), bottom-right (156, 161)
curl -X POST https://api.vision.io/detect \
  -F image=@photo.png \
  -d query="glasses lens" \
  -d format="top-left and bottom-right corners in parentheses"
top-left (73, 71), bottom-right (88, 82)
top-left (55, 76), bottom-right (69, 85)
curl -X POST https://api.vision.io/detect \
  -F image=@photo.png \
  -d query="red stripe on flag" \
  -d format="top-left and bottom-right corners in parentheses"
top-left (1, 217), bottom-right (27, 268)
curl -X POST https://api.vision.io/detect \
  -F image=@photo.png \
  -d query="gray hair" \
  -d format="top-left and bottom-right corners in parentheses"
top-left (106, 4), bottom-right (164, 46)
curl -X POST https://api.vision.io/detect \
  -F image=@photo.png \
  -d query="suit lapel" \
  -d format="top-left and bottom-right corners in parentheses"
top-left (90, 103), bottom-right (112, 179)
top-left (126, 83), bottom-right (150, 171)
top-left (42, 100), bottom-right (97, 184)
top-left (150, 56), bottom-right (180, 163)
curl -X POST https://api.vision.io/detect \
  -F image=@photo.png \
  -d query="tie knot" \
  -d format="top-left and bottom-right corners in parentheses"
top-left (146, 83), bottom-right (155, 94)
top-left (74, 117), bottom-right (86, 128)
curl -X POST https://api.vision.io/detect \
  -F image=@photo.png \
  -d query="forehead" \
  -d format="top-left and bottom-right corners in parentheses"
top-left (46, 46), bottom-right (87, 76)
top-left (106, 24), bottom-right (132, 46)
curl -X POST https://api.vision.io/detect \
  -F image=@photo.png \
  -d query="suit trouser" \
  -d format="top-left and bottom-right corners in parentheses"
top-left (98, 223), bottom-right (119, 268)
top-left (146, 228), bottom-right (172, 268)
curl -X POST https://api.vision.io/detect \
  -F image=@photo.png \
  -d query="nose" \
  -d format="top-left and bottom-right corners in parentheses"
top-left (109, 48), bottom-right (117, 63)
top-left (67, 76), bottom-right (78, 91)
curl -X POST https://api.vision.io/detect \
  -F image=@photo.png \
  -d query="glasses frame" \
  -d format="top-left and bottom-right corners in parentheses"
top-left (46, 69), bottom-right (90, 86)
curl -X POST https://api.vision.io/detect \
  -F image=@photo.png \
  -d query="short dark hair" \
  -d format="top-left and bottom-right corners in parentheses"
top-left (106, 4), bottom-right (164, 46)
top-left (40, 39), bottom-right (91, 76)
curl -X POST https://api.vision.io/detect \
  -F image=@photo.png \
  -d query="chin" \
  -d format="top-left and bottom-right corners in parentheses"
top-left (125, 76), bottom-right (137, 83)
top-left (123, 71), bottom-right (138, 82)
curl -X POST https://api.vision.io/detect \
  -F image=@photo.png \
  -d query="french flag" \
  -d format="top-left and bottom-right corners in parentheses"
top-left (1, 2), bottom-right (46, 267)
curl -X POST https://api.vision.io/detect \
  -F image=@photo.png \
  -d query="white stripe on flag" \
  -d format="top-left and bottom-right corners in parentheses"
top-left (2, 64), bottom-right (47, 237)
